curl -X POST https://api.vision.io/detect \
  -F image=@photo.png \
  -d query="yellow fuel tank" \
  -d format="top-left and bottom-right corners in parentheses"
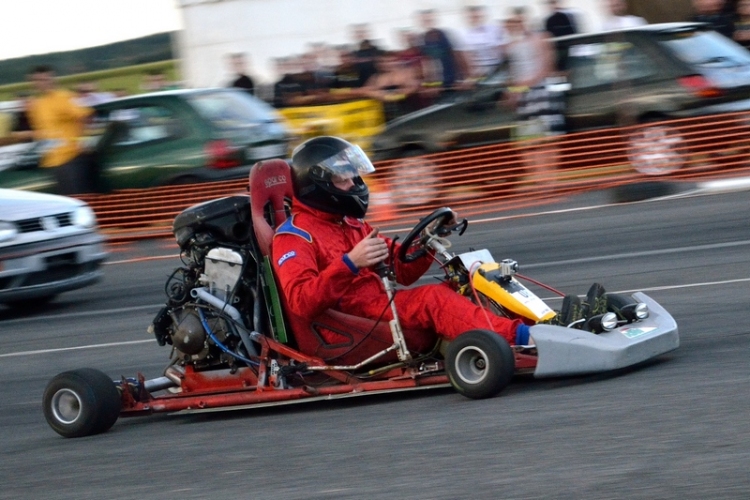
top-left (471, 263), bottom-right (556, 322)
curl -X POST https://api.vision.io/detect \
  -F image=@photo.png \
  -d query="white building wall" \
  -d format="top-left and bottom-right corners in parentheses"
top-left (176, 0), bottom-right (606, 88)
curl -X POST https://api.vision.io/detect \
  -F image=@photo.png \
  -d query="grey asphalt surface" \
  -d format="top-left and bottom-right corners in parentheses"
top-left (0, 188), bottom-right (748, 499)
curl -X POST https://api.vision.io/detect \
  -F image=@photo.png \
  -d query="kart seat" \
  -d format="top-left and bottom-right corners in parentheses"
top-left (248, 159), bottom-right (435, 365)
top-left (249, 159), bottom-right (292, 257)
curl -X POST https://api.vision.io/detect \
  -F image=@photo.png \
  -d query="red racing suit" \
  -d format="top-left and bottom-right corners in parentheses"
top-left (271, 202), bottom-right (523, 362)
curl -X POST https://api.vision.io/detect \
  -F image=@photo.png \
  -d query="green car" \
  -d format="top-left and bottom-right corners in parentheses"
top-left (0, 88), bottom-right (290, 192)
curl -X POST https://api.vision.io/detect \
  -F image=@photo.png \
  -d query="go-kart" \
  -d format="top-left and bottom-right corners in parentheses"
top-left (42, 159), bottom-right (679, 438)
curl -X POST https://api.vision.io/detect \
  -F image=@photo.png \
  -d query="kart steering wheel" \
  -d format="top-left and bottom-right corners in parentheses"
top-left (397, 207), bottom-right (457, 263)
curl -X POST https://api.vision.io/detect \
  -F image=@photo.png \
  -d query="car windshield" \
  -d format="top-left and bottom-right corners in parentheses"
top-left (659, 29), bottom-right (750, 68)
top-left (187, 90), bottom-right (279, 129)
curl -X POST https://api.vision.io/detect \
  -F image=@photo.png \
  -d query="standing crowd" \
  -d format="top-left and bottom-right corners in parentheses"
top-left (261, 0), bottom-right (750, 122)
top-left (4, 0), bottom-right (750, 197)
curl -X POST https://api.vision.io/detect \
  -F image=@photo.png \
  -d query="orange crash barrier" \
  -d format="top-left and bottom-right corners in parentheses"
top-left (80, 111), bottom-right (750, 242)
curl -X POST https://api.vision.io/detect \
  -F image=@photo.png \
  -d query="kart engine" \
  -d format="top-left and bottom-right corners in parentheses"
top-left (149, 196), bottom-right (259, 370)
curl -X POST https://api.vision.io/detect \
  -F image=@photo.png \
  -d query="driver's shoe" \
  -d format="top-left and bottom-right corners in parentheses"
top-left (540, 294), bottom-right (583, 326)
top-left (582, 283), bottom-right (607, 319)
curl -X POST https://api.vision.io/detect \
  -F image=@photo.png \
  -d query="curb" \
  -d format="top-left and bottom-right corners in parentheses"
top-left (609, 181), bottom-right (682, 203)
top-left (696, 176), bottom-right (750, 194)
top-left (610, 176), bottom-right (750, 203)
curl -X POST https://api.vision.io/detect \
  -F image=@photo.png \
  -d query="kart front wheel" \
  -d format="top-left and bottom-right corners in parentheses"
top-left (43, 368), bottom-right (121, 438)
top-left (446, 330), bottom-right (515, 399)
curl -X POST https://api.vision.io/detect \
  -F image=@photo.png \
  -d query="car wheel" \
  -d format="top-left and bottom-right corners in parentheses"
top-left (169, 176), bottom-right (201, 186)
top-left (8, 295), bottom-right (57, 309)
top-left (389, 149), bottom-right (441, 207)
top-left (43, 368), bottom-right (121, 438)
top-left (627, 122), bottom-right (684, 176)
top-left (446, 329), bottom-right (515, 400)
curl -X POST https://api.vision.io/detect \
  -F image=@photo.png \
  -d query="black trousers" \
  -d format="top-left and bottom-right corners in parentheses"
top-left (51, 153), bottom-right (99, 195)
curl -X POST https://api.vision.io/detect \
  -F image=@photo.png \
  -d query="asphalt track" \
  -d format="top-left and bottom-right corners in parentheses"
top-left (1, 188), bottom-right (748, 499)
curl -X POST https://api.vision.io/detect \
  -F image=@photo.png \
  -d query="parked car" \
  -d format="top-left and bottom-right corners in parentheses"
top-left (0, 88), bottom-right (290, 192)
top-left (371, 23), bottom-right (750, 182)
top-left (0, 188), bottom-right (108, 307)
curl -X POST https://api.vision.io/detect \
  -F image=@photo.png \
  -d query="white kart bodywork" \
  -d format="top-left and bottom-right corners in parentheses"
top-left (530, 292), bottom-right (679, 377)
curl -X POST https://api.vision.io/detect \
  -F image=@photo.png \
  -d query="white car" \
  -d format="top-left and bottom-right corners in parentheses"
top-left (0, 189), bottom-right (108, 306)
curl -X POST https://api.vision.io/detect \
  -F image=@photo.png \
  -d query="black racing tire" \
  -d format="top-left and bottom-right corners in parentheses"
top-left (610, 181), bottom-right (677, 203)
top-left (606, 293), bottom-right (637, 319)
top-left (446, 329), bottom-right (515, 400)
top-left (43, 368), bottom-right (121, 438)
top-left (7, 295), bottom-right (57, 310)
top-left (168, 175), bottom-right (201, 186)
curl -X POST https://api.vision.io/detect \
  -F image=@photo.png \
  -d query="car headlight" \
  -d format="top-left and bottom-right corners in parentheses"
top-left (72, 205), bottom-right (97, 228)
top-left (0, 221), bottom-right (19, 243)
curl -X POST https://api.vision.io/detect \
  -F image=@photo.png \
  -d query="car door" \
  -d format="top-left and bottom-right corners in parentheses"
top-left (442, 86), bottom-right (517, 147)
top-left (561, 35), bottom-right (664, 131)
top-left (96, 100), bottom-right (203, 189)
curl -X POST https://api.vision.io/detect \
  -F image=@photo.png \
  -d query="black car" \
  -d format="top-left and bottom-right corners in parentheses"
top-left (371, 23), bottom-right (750, 184)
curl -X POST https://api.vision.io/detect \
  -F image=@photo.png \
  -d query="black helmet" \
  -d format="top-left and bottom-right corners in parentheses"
top-left (290, 136), bottom-right (375, 218)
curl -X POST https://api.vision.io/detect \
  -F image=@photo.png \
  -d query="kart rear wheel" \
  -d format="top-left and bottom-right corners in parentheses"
top-left (446, 329), bottom-right (515, 400)
top-left (43, 368), bottom-right (121, 438)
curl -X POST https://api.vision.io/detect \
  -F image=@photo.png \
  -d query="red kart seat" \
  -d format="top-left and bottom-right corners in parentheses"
top-left (249, 159), bottom-right (293, 257)
top-left (248, 160), bottom-right (435, 365)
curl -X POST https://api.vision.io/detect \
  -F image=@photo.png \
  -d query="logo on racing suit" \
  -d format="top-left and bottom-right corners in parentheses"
top-left (277, 250), bottom-right (296, 267)
top-left (265, 175), bottom-right (287, 188)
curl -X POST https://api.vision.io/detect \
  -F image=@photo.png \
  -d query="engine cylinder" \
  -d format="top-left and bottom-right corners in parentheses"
top-left (172, 309), bottom-right (207, 355)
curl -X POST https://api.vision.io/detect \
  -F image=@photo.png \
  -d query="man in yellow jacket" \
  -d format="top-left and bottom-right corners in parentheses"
top-left (27, 66), bottom-right (94, 195)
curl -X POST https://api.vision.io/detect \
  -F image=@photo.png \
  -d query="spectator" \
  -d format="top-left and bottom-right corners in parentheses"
top-left (75, 82), bottom-right (114, 107)
top-left (310, 42), bottom-right (340, 79)
top-left (458, 5), bottom-right (508, 80)
top-left (227, 53), bottom-right (255, 95)
top-left (418, 8), bottom-right (462, 93)
top-left (141, 70), bottom-right (173, 92)
top-left (395, 28), bottom-right (426, 80)
top-left (601, 0), bottom-right (648, 30)
top-left (691, 0), bottom-right (735, 39)
top-left (504, 8), bottom-right (565, 189)
top-left (272, 57), bottom-right (303, 108)
top-left (330, 47), bottom-right (368, 90)
top-left (351, 23), bottom-right (383, 87)
top-left (735, 0), bottom-right (750, 48)
top-left (361, 51), bottom-right (421, 121)
top-left (26, 65), bottom-right (96, 195)
top-left (281, 52), bottom-right (331, 106)
top-left (544, 0), bottom-right (579, 37)
top-left (11, 92), bottom-right (34, 142)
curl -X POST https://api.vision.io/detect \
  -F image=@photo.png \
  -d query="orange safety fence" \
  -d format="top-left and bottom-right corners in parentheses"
top-left (81, 110), bottom-right (750, 242)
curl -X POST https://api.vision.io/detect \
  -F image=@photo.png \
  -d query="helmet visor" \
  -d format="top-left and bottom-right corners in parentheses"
top-left (294, 142), bottom-right (375, 180)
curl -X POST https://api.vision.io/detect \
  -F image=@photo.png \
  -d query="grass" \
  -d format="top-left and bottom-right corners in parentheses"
top-left (0, 60), bottom-right (179, 100)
